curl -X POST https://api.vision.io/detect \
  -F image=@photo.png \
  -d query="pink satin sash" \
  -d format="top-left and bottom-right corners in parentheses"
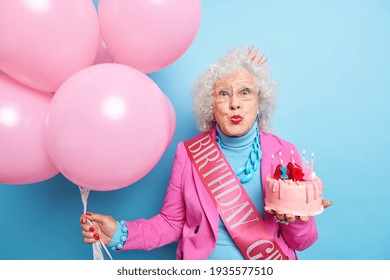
top-left (184, 132), bottom-right (287, 260)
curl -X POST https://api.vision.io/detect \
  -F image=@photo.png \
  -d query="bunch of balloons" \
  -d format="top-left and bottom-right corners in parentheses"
top-left (0, 0), bottom-right (201, 191)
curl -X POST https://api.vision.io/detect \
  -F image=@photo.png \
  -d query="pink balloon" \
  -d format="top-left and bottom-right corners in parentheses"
top-left (93, 37), bottom-right (115, 65)
top-left (0, 73), bottom-right (58, 184)
top-left (164, 95), bottom-right (176, 148)
top-left (0, 0), bottom-right (100, 92)
top-left (98, 0), bottom-right (201, 73)
top-left (45, 63), bottom-right (171, 191)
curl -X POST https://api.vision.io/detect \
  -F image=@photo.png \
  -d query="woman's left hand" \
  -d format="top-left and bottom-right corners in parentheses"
top-left (265, 200), bottom-right (332, 224)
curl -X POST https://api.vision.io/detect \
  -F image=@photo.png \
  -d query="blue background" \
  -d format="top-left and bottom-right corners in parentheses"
top-left (1, 0), bottom-right (389, 260)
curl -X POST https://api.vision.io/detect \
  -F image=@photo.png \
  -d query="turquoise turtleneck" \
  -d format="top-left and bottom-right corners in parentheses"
top-left (208, 122), bottom-right (264, 260)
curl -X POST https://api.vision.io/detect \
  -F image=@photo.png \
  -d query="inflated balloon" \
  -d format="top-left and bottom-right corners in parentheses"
top-left (0, 0), bottom-right (100, 92)
top-left (45, 63), bottom-right (171, 191)
top-left (0, 73), bottom-right (58, 184)
top-left (98, 0), bottom-right (201, 73)
top-left (164, 95), bottom-right (176, 148)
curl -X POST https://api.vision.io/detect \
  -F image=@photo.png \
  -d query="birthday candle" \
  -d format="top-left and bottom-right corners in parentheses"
top-left (271, 154), bottom-right (274, 174)
top-left (279, 151), bottom-right (282, 164)
top-left (291, 149), bottom-right (294, 164)
top-left (310, 153), bottom-right (315, 173)
top-left (302, 160), bottom-right (311, 180)
top-left (302, 150), bottom-right (306, 167)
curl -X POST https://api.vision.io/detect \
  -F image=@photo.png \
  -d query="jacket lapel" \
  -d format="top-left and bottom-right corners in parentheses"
top-left (260, 130), bottom-right (281, 196)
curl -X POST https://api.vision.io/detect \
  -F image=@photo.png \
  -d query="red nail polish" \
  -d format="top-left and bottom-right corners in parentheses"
top-left (94, 234), bottom-right (100, 240)
top-left (89, 227), bottom-right (95, 232)
top-left (85, 213), bottom-right (92, 216)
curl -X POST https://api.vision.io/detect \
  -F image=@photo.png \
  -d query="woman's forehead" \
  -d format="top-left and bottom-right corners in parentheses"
top-left (214, 68), bottom-right (255, 87)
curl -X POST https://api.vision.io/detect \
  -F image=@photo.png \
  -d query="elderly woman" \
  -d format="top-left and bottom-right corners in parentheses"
top-left (80, 47), bottom-right (330, 260)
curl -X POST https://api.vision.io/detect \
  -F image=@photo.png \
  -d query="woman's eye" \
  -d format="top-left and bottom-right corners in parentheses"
top-left (219, 90), bottom-right (229, 96)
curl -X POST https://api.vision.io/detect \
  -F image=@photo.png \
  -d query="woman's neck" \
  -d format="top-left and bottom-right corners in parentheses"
top-left (216, 122), bottom-right (257, 149)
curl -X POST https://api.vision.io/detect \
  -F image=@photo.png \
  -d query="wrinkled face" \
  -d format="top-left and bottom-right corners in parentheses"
top-left (212, 68), bottom-right (259, 137)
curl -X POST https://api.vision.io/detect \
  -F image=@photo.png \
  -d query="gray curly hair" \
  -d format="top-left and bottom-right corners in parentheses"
top-left (191, 47), bottom-right (277, 133)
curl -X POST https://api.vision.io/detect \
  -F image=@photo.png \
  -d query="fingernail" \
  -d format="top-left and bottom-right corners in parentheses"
top-left (93, 233), bottom-right (100, 240)
top-left (300, 216), bottom-right (309, 222)
top-left (80, 218), bottom-right (84, 224)
top-left (89, 227), bottom-right (95, 232)
top-left (85, 213), bottom-right (92, 216)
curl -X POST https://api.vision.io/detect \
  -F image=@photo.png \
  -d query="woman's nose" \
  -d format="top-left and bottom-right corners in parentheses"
top-left (229, 93), bottom-right (241, 109)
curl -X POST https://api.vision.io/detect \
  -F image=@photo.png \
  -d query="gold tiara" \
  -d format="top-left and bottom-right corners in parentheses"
top-left (247, 46), bottom-right (268, 65)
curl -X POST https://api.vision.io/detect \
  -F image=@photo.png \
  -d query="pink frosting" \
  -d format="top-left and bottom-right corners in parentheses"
top-left (265, 176), bottom-right (324, 216)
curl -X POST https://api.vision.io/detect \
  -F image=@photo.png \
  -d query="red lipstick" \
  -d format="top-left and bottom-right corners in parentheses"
top-left (230, 115), bottom-right (243, 124)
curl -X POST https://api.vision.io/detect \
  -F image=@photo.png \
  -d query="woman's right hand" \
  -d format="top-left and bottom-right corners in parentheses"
top-left (80, 213), bottom-right (117, 246)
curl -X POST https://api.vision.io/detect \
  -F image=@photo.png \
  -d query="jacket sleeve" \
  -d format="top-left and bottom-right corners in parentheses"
top-left (122, 143), bottom-right (187, 251)
top-left (280, 218), bottom-right (318, 251)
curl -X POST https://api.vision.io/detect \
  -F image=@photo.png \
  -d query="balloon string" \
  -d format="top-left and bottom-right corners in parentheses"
top-left (79, 186), bottom-right (113, 260)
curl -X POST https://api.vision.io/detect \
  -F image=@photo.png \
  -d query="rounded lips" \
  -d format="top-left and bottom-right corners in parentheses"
top-left (230, 115), bottom-right (243, 124)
